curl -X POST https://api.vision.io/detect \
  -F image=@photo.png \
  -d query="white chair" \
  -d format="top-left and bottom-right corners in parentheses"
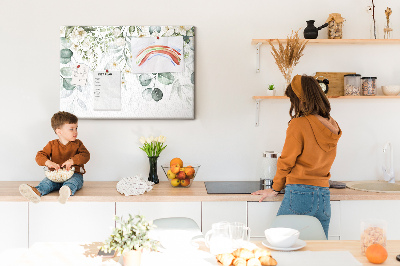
top-left (269, 215), bottom-right (327, 240)
top-left (152, 217), bottom-right (204, 248)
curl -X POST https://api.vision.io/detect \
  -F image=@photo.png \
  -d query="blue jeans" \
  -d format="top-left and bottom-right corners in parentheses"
top-left (277, 184), bottom-right (331, 238)
top-left (35, 173), bottom-right (84, 196)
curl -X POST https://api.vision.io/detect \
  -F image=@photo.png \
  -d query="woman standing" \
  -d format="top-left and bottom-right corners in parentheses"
top-left (252, 75), bottom-right (342, 238)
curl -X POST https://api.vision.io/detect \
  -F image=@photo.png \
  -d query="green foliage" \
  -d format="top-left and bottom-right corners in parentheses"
top-left (101, 214), bottom-right (159, 255)
top-left (157, 73), bottom-right (175, 85)
top-left (268, 84), bottom-right (275, 90)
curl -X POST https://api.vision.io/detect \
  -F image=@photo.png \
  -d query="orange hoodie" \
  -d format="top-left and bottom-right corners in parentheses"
top-left (272, 115), bottom-right (342, 191)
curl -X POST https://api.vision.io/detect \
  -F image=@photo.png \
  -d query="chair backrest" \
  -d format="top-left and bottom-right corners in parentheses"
top-left (269, 215), bottom-right (327, 240)
top-left (152, 217), bottom-right (202, 237)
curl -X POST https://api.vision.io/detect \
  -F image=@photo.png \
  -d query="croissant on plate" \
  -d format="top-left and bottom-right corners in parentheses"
top-left (247, 257), bottom-right (262, 266)
top-left (216, 253), bottom-right (235, 266)
top-left (232, 257), bottom-right (246, 266)
top-left (252, 248), bottom-right (271, 259)
top-left (259, 255), bottom-right (278, 266)
top-left (232, 248), bottom-right (254, 260)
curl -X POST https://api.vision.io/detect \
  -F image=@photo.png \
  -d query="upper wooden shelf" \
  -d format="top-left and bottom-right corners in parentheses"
top-left (251, 39), bottom-right (400, 45)
top-left (253, 95), bottom-right (400, 99)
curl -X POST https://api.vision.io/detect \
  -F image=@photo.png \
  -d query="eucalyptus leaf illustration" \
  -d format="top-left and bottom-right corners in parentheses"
top-left (77, 98), bottom-right (87, 110)
top-left (60, 67), bottom-right (72, 77)
top-left (60, 49), bottom-right (73, 64)
top-left (191, 72), bottom-right (195, 84)
top-left (60, 88), bottom-right (74, 98)
top-left (152, 88), bottom-right (163, 102)
top-left (82, 26), bottom-right (95, 32)
top-left (142, 88), bottom-right (153, 101)
top-left (170, 80), bottom-right (182, 99)
top-left (158, 73), bottom-right (174, 85)
top-left (129, 26), bottom-right (135, 34)
top-left (60, 37), bottom-right (72, 48)
top-left (65, 26), bottom-right (74, 37)
top-left (149, 26), bottom-right (161, 35)
top-left (62, 78), bottom-right (76, 91)
top-left (183, 36), bottom-right (190, 44)
top-left (139, 74), bottom-right (153, 86)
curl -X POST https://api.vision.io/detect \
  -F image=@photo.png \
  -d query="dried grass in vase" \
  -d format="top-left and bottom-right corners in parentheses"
top-left (269, 30), bottom-right (308, 87)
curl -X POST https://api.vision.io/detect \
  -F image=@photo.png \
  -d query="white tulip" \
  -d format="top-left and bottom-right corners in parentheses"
top-left (146, 137), bottom-right (151, 143)
top-left (139, 137), bottom-right (146, 144)
top-left (160, 136), bottom-right (166, 143)
top-left (154, 136), bottom-right (159, 142)
top-left (149, 136), bottom-right (154, 142)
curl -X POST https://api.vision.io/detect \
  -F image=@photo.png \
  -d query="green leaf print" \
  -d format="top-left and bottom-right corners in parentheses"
top-left (139, 74), bottom-right (153, 86)
top-left (60, 67), bottom-right (72, 77)
top-left (157, 73), bottom-right (174, 85)
top-left (62, 78), bottom-right (76, 90)
top-left (149, 26), bottom-right (161, 35)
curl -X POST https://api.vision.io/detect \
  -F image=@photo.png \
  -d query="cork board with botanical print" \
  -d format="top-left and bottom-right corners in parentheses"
top-left (59, 26), bottom-right (195, 119)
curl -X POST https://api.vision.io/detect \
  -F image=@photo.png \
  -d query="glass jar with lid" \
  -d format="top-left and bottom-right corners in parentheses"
top-left (261, 151), bottom-right (279, 188)
top-left (344, 74), bottom-right (361, 96)
top-left (362, 77), bottom-right (377, 96)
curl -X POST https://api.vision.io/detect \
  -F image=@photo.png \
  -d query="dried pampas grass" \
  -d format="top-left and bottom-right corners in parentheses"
top-left (269, 30), bottom-right (308, 85)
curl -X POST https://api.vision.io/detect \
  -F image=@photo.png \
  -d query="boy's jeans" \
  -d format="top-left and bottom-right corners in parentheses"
top-left (276, 184), bottom-right (331, 239)
top-left (36, 173), bottom-right (84, 196)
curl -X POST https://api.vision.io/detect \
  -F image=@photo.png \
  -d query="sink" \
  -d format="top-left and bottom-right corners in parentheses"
top-left (346, 181), bottom-right (400, 193)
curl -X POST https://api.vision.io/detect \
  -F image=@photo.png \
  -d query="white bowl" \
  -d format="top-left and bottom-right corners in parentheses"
top-left (382, 85), bottom-right (400, 96)
top-left (264, 227), bottom-right (300, 248)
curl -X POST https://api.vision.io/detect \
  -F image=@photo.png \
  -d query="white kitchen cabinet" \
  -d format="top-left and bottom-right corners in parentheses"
top-left (0, 202), bottom-right (28, 252)
top-left (29, 202), bottom-right (115, 246)
top-left (340, 200), bottom-right (400, 240)
top-left (248, 201), bottom-right (341, 240)
top-left (116, 202), bottom-right (201, 230)
top-left (202, 201), bottom-right (247, 233)
top-left (247, 201), bottom-right (281, 239)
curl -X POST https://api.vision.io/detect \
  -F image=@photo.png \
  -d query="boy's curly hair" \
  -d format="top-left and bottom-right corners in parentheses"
top-left (51, 111), bottom-right (78, 131)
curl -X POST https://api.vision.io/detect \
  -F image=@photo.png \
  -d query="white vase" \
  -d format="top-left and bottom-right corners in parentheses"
top-left (119, 250), bottom-right (142, 266)
top-left (266, 90), bottom-right (275, 96)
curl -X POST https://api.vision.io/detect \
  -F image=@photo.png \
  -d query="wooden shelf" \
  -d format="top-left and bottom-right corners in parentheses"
top-left (251, 39), bottom-right (400, 45)
top-left (253, 95), bottom-right (400, 99)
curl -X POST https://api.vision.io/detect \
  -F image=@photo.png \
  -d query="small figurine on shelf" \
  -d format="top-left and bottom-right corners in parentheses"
top-left (326, 13), bottom-right (345, 39)
top-left (384, 7), bottom-right (393, 39)
top-left (266, 84), bottom-right (276, 96)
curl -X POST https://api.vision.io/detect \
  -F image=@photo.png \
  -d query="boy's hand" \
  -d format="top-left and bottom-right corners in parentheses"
top-left (45, 160), bottom-right (60, 170)
top-left (61, 159), bottom-right (74, 171)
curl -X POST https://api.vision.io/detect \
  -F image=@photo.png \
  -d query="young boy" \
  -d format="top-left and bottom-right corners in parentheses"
top-left (19, 111), bottom-right (90, 204)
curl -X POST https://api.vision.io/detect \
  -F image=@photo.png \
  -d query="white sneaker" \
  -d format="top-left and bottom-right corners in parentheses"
top-left (19, 184), bottom-right (41, 203)
top-left (58, 186), bottom-right (71, 204)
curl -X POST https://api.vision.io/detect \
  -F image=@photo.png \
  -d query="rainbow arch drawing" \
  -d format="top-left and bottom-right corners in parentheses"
top-left (136, 45), bottom-right (181, 67)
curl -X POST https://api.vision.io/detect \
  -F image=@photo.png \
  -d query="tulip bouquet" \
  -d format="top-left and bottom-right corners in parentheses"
top-left (139, 135), bottom-right (167, 157)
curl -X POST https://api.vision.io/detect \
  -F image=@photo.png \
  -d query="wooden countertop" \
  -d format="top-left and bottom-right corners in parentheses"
top-left (2, 181), bottom-right (400, 202)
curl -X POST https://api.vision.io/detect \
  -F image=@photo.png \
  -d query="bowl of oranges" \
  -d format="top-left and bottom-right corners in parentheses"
top-left (161, 158), bottom-right (200, 188)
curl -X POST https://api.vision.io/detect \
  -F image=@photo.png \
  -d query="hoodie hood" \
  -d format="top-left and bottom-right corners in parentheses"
top-left (305, 115), bottom-right (342, 152)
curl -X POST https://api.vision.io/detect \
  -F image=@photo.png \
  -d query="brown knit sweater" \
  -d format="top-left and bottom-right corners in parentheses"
top-left (36, 139), bottom-right (90, 174)
top-left (272, 115), bottom-right (342, 191)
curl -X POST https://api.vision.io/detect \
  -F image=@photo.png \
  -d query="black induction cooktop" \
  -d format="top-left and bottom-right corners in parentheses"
top-left (204, 181), bottom-right (264, 194)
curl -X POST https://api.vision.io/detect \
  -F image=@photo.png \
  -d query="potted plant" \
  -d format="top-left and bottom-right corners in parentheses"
top-left (101, 214), bottom-right (159, 266)
top-left (267, 84), bottom-right (276, 96)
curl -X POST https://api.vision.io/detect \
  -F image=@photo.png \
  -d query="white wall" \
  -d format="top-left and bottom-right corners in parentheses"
top-left (1, 0), bottom-right (400, 183)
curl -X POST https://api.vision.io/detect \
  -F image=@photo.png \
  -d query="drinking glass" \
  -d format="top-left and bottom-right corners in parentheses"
top-left (229, 222), bottom-right (251, 249)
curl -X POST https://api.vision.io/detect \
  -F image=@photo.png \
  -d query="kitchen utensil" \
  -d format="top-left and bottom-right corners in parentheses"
top-left (264, 227), bottom-right (300, 248)
top-left (229, 222), bottom-right (251, 249)
top-left (361, 77), bottom-right (377, 96)
top-left (262, 239), bottom-right (306, 251)
top-left (205, 222), bottom-right (233, 255)
top-left (381, 85), bottom-right (400, 96)
top-left (261, 151), bottom-right (279, 181)
top-left (344, 74), bottom-right (361, 96)
top-left (303, 20), bottom-right (328, 39)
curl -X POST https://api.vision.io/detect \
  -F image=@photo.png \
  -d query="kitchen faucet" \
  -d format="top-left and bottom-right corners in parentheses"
top-left (383, 142), bottom-right (395, 183)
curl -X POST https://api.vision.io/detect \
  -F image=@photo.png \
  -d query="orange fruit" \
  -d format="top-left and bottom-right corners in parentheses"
top-left (170, 158), bottom-right (183, 168)
top-left (365, 244), bottom-right (388, 264)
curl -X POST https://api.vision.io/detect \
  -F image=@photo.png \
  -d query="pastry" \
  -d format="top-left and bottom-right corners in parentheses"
top-left (232, 248), bottom-right (254, 260)
top-left (259, 255), bottom-right (278, 266)
top-left (216, 253), bottom-right (235, 266)
top-left (232, 257), bottom-right (246, 266)
top-left (247, 258), bottom-right (262, 266)
top-left (252, 248), bottom-right (271, 259)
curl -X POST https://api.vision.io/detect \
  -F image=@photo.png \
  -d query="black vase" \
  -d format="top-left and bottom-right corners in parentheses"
top-left (148, 156), bottom-right (159, 184)
top-left (303, 20), bottom-right (328, 39)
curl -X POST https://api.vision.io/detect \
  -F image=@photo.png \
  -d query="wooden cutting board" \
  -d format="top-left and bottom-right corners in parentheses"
top-left (314, 72), bottom-right (356, 96)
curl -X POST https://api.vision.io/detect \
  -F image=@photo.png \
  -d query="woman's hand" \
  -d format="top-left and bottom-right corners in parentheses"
top-left (251, 188), bottom-right (279, 202)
